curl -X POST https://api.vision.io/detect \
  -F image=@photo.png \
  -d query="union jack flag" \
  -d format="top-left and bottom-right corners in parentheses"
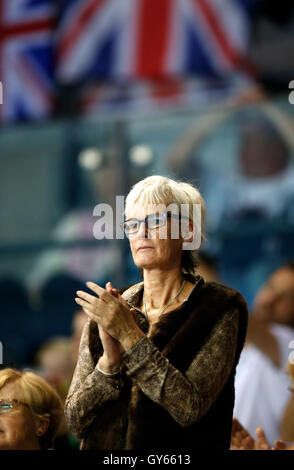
top-left (79, 75), bottom-right (253, 117)
top-left (56, 0), bottom-right (256, 84)
top-left (0, 0), bottom-right (56, 123)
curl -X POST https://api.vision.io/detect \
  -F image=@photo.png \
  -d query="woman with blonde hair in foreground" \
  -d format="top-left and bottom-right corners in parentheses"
top-left (67, 175), bottom-right (248, 450)
top-left (0, 368), bottom-right (63, 450)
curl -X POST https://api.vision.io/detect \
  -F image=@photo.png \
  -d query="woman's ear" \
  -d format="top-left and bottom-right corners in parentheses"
top-left (35, 415), bottom-right (50, 438)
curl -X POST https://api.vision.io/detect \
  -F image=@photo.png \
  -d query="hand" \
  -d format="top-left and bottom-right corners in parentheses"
top-left (272, 440), bottom-right (289, 450)
top-left (231, 417), bottom-right (255, 450)
top-left (96, 282), bottom-right (125, 371)
top-left (231, 418), bottom-right (271, 450)
top-left (75, 281), bottom-right (144, 353)
top-left (97, 282), bottom-right (138, 368)
top-left (254, 426), bottom-right (271, 450)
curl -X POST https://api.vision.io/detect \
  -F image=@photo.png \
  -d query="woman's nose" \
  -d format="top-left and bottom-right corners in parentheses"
top-left (137, 221), bottom-right (148, 238)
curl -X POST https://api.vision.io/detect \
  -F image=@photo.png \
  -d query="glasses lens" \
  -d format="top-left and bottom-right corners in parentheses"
top-left (147, 214), bottom-right (165, 229)
top-left (124, 220), bottom-right (139, 235)
top-left (0, 401), bottom-right (13, 413)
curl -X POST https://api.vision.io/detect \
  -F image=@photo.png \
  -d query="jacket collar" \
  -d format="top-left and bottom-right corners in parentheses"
top-left (121, 275), bottom-right (204, 312)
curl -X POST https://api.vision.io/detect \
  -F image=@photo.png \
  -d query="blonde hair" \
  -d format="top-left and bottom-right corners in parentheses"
top-left (125, 175), bottom-right (206, 274)
top-left (0, 368), bottom-right (63, 449)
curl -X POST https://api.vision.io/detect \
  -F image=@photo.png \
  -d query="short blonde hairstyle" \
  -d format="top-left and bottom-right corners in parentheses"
top-left (125, 175), bottom-right (206, 274)
top-left (0, 368), bottom-right (63, 449)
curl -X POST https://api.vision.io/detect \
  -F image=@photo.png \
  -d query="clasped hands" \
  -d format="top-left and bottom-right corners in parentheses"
top-left (75, 281), bottom-right (144, 362)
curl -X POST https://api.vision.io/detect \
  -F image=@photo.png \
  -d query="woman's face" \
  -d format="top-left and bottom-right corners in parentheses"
top-left (127, 204), bottom-right (185, 272)
top-left (0, 381), bottom-right (40, 450)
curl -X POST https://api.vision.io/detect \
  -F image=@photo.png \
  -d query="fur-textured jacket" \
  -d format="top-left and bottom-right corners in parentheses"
top-left (65, 275), bottom-right (248, 450)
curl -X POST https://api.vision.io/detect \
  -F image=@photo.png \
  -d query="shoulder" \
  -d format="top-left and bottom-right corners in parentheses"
top-left (201, 280), bottom-right (248, 312)
top-left (203, 281), bottom-right (249, 351)
top-left (194, 280), bottom-right (248, 339)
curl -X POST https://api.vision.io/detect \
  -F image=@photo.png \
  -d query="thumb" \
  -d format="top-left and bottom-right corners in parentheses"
top-left (105, 281), bottom-right (112, 291)
top-left (106, 281), bottom-right (119, 297)
top-left (130, 308), bottom-right (137, 321)
top-left (255, 426), bottom-right (270, 450)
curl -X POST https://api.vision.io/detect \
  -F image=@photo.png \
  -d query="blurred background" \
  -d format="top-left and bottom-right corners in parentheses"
top-left (1, 0), bottom-right (294, 373)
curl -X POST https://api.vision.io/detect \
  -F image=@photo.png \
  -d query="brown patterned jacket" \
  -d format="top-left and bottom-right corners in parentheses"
top-left (64, 275), bottom-right (248, 450)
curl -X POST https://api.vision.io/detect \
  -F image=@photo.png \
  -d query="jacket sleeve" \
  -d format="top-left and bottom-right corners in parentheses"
top-left (122, 308), bottom-right (239, 427)
top-left (64, 319), bottom-right (124, 438)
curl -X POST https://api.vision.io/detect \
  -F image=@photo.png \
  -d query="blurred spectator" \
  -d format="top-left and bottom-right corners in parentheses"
top-left (233, 261), bottom-right (294, 445)
top-left (219, 112), bottom-right (294, 224)
top-left (35, 309), bottom-right (88, 399)
top-left (0, 278), bottom-right (35, 367)
top-left (26, 209), bottom-right (120, 298)
top-left (35, 336), bottom-right (74, 403)
top-left (34, 309), bottom-right (88, 449)
top-left (166, 101), bottom-right (294, 231)
top-left (35, 335), bottom-right (81, 450)
top-left (0, 368), bottom-right (63, 450)
top-left (32, 274), bottom-right (86, 346)
top-left (26, 155), bottom-right (122, 299)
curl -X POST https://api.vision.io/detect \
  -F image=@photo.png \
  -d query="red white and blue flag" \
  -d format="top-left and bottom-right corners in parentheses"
top-left (0, 0), bottom-right (56, 123)
top-left (56, 0), bottom-right (255, 83)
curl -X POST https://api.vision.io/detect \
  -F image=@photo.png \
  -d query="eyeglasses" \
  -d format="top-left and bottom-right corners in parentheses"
top-left (0, 399), bottom-right (29, 414)
top-left (121, 212), bottom-right (188, 237)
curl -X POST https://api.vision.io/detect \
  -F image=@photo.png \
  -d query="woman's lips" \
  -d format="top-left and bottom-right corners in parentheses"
top-left (138, 246), bottom-right (153, 251)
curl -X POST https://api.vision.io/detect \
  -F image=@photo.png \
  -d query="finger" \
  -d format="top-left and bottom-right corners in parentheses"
top-left (110, 288), bottom-right (119, 298)
top-left (75, 297), bottom-right (102, 315)
top-left (106, 281), bottom-right (118, 294)
top-left (76, 290), bottom-right (99, 305)
top-left (255, 427), bottom-right (270, 450)
top-left (130, 308), bottom-right (137, 321)
top-left (105, 282), bottom-right (112, 292)
top-left (105, 282), bottom-right (119, 299)
top-left (86, 281), bottom-right (113, 302)
top-left (256, 426), bottom-right (268, 443)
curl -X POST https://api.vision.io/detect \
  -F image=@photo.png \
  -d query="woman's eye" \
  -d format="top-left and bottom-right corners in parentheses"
top-left (149, 216), bottom-right (161, 225)
top-left (128, 222), bottom-right (138, 230)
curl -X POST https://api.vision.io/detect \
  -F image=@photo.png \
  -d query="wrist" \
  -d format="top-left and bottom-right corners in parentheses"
top-left (120, 328), bottom-right (144, 352)
top-left (98, 356), bottom-right (121, 374)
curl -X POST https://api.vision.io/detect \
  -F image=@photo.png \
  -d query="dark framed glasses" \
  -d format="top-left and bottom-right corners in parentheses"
top-left (121, 212), bottom-right (187, 237)
top-left (0, 399), bottom-right (29, 414)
